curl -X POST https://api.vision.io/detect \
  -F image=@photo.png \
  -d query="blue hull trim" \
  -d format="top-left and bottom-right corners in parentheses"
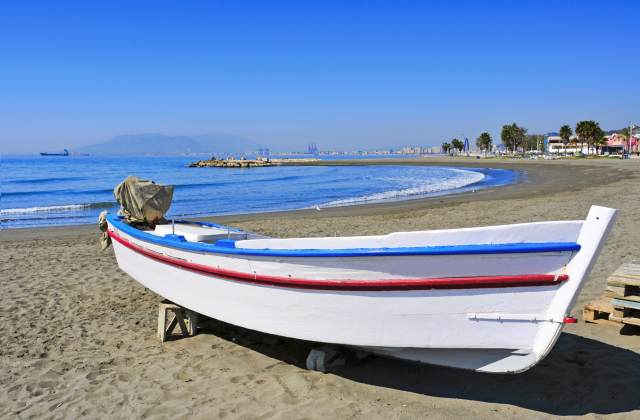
top-left (106, 214), bottom-right (581, 258)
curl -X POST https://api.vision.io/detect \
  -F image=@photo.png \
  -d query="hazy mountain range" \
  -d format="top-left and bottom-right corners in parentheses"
top-left (74, 133), bottom-right (259, 155)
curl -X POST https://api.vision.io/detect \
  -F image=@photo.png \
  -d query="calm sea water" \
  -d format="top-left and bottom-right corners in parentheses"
top-left (1, 155), bottom-right (517, 229)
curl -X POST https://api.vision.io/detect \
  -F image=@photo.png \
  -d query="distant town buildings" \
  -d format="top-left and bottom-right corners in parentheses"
top-left (399, 146), bottom-right (435, 154)
top-left (256, 126), bottom-right (639, 157)
top-left (546, 131), bottom-right (639, 156)
top-left (602, 134), bottom-right (627, 155)
top-left (545, 134), bottom-right (592, 155)
top-left (602, 132), bottom-right (639, 155)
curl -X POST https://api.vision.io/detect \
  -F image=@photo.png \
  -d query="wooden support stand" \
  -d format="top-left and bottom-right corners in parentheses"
top-left (157, 300), bottom-right (199, 342)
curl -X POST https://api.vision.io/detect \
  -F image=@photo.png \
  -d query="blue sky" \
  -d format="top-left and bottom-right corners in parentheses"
top-left (1, 0), bottom-right (639, 153)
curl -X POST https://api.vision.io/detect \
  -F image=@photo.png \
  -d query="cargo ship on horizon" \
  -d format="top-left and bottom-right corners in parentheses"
top-left (40, 148), bottom-right (69, 156)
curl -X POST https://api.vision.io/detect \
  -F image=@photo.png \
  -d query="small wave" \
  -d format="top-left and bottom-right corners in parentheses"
top-left (173, 180), bottom-right (235, 189)
top-left (0, 214), bottom-right (94, 223)
top-left (0, 202), bottom-right (115, 215)
top-left (319, 169), bottom-right (485, 207)
top-left (2, 187), bottom-right (113, 198)
top-left (173, 175), bottom-right (305, 190)
top-left (6, 176), bottom-right (84, 185)
top-left (250, 174), bottom-right (306, 184)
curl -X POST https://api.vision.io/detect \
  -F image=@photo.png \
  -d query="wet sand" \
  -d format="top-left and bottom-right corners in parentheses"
top-left (2, 157), bottom-right (640, 418)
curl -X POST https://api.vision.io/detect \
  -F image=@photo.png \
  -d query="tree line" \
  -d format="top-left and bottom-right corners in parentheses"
top-left (557, 121), bottom-right (606, 155)
top-left (441, 120), bottom-right (608, 155)
top-left (441, 132), bottom-right (497, 155)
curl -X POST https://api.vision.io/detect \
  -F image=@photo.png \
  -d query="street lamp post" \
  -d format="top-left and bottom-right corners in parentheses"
top-left (631, 123), bottom-right (637, 156)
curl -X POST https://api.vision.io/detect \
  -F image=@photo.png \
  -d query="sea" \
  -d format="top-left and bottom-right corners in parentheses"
top-left (1, 155), bottom-right (518, 229)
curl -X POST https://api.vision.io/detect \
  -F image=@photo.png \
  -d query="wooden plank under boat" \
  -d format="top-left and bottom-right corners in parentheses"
top-left (106, 205), bottom-right (616, 373)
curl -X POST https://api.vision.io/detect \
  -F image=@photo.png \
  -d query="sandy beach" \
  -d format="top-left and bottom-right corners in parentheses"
top-left (2, 157), bottom-right (640, 419)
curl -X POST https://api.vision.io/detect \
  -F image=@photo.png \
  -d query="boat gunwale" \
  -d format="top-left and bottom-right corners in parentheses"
top-left (108, 228), bottom-right (570, 290)
top-left (106, 213), bottom-right (581, 258)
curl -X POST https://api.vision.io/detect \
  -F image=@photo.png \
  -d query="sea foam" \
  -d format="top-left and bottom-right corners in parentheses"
top-left (0, 202), bottom-right (113, 215)
top-left (319, 168), bottom-right (485, 207)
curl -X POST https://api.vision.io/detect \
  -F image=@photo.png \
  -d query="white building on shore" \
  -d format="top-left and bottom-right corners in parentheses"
top-left (546, 134), bottom-right (595, 155)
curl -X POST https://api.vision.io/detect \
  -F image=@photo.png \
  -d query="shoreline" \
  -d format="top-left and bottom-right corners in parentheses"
top-left (1, 159), bottom-right (512, 232)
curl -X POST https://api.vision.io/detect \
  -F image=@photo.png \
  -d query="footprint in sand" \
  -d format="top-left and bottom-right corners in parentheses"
top-left (38, 380), bottom-right (56, 388)
top-left (25, 384), bottom-right (43, 397)
top-left (229, 373), bottom-right (256, 385)
top-left (85, 370), bottom-right (101, 383)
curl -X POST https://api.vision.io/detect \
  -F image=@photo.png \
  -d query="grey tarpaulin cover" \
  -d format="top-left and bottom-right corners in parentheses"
top-left (98, 176), bottom-right (173, 250)
top-left (114, 175), bottom-right (174, 224)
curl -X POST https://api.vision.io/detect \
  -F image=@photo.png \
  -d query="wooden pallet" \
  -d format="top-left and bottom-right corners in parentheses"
top-left (583, 299), bottom-right (623, 326)
top-left (589, 261), bottom-right (640, 329)
top-left (611, 296), bottom-right (640, 327)
top-left (606, 261), bottom-right (640, 289)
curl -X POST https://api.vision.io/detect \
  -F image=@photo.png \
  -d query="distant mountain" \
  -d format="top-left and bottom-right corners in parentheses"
top-left (75, 133), bottom-right (259, 155)
top-left (604, 127), bottom-right (629, 136)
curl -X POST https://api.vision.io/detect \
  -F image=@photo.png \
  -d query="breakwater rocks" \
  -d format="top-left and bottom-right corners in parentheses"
top-left (188, 157), bottom-right (320, 168)
top-left (189, 158), bottom-right (275, 168)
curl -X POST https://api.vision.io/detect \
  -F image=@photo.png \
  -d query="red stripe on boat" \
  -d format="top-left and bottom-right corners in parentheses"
top-left (108, 230), bottom-right (569, 291)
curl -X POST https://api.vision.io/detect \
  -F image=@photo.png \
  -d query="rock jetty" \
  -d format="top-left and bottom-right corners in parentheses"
top-left (189, 157), bottom-right (275, 168)
top-left (188, 157), bottom-right (321, 168)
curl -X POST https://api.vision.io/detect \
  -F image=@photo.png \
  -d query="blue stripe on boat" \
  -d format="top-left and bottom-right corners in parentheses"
top-left (106, 214), bottom-right (581, 257)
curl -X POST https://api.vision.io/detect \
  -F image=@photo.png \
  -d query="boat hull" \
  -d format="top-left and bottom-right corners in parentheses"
top-left (107, 205), bottom-right (617, 373)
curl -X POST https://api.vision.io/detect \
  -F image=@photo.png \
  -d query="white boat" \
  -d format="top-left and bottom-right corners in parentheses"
top-left (106, 205), bottom-right (616, 373)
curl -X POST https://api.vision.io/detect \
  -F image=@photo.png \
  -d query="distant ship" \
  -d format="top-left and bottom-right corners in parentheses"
top-left (40, 148), bottom-right (69, 156)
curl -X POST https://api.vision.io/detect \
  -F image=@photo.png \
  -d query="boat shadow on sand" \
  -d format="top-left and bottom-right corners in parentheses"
top-left (198, 318), bottom-right (640, 416)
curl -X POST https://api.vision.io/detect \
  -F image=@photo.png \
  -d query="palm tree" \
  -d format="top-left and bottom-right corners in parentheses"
top-left (591, 125), bottom-right (604, 155)
top-left (575, 120), bottom-right (602, 155)
top-left (594, 127), bottom-right (605, 156)
top-left (441, 142), bottom-right (451, 155)
top-left (524, 134), bottom-right (543, 153)
top-left (476, 132), bottom-right (492, 155)
top-left (594, 134), bottom-right (607, 155)
top-left (501, 125), bottom-right (514, 153)
top-left (501, 123), bottom-right (527, 154)
top-left (451, 138), bottom-right (464, 154)
top-left (559, 125), bottom-right (572, 156)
